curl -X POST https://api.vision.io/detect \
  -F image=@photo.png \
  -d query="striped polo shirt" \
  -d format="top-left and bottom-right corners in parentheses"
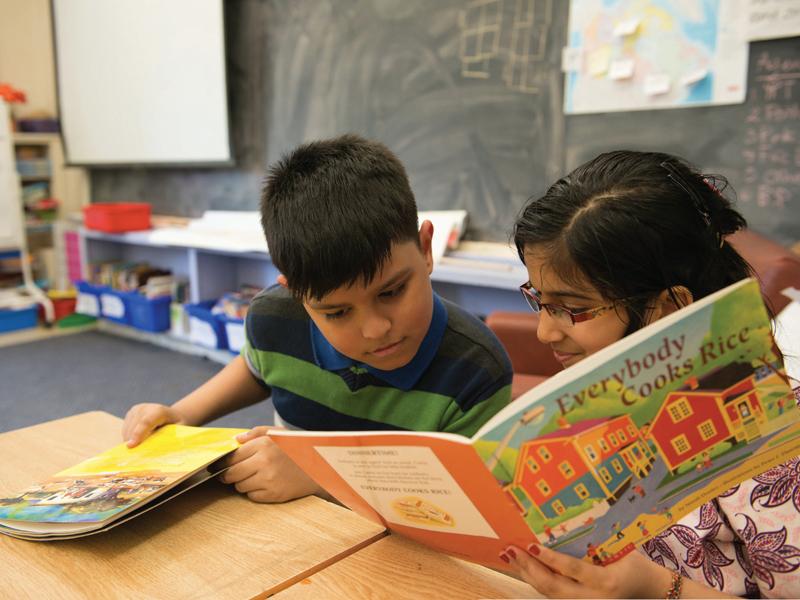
top-left (242, 285), bottom-right (512, 437)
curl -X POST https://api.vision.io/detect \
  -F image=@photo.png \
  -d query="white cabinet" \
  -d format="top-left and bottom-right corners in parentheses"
top-left (79, 228), bottom-right (530, 320)
top-left (80, 229), bottom-right (281, 305)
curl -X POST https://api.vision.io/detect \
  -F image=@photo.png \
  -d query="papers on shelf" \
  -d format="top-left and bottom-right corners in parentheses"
top-left (0, 289), bottom-right (37, 310)
top-left (436, 240), bottom-right (528, 287)
top-left (419, 210), bottom-right (468, 263)
top-left (107, 209), bottom-right (470, 261)
top-left (147, 211), bottom-right (266, 253)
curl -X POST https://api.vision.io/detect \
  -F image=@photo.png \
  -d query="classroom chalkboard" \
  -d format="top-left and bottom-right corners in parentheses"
top-left (90, 0), bottom-right (800, 246)
top-left (566, 38), bottom-right (800, 247)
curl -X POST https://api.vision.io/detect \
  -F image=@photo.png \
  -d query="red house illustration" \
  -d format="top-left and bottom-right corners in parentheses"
top-left (646, 362), bottom-right (765, 474)
top-left (504, 415), bottom-right (654, 521)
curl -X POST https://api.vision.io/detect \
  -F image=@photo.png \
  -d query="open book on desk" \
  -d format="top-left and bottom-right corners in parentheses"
top-left (0, 425), bottom-right (245, 541)
top-left (270, 278), bottom-right (800, 569)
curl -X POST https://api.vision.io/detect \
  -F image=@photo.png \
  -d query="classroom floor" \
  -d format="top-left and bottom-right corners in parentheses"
top-left (0, 327), bottom-right (274, 434)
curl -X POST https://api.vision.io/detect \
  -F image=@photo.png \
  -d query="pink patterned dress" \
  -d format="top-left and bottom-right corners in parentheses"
top-left (641, 387), bottom-right (800, 598)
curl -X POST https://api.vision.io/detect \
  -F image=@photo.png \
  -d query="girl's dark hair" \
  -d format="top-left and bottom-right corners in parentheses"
top-left (513, 150), bottom-right (759, 333)
top-left (261, 134), bottom-right (419, 300)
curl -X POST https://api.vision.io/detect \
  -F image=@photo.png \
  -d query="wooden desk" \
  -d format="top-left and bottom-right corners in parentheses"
top-left (273, 535), bottom-right (542, 599)
top-left (0, 412), bottom-right (386, 599)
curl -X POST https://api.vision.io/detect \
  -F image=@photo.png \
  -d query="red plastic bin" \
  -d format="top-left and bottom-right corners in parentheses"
top-left (83, 203), bottom-right (152, 233)
top-left (37, 297), bottom-right (77, 322)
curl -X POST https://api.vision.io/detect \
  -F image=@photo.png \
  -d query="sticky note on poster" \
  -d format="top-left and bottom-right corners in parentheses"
top-left (609, 58), bottom-right (635, 80)
top-left (561, 47), bottom-right (583, 72)
top-left (644, 73), bottom-right (671, 96)
top-left (613, 18), bottom-right (640, 37)
top-left (587, 46), bottom-right (612, 76)
top-left (680, 68), bottom-right (709, 87)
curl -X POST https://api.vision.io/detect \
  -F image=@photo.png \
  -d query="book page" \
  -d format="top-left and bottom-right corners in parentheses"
top-left (270, 430), bottom-right (535, 568)
top-left (314, 445), bottom-right (497, 538)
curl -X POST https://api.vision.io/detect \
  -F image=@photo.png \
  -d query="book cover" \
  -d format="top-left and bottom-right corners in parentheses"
top-left (270, 279), bottom-right (800, 569)
top-left (0, 424), bottom-right (245, 540)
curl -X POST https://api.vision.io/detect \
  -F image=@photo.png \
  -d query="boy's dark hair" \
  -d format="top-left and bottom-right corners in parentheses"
top-left (513, 150), bottom-right (758, 333)
top-left (261, 134), bottom-right (419, 300)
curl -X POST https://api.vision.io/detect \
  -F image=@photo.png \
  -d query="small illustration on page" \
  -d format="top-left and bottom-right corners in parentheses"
top-left (391, 496), bottom-right (455, 528)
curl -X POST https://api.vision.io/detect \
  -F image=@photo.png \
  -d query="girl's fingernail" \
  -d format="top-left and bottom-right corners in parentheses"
top-left (527, 543), bottom-right (540, 556)
top-left (499, 552), bottom-right (510, 563)
top-left (506, 548), bottom-right (517, 559)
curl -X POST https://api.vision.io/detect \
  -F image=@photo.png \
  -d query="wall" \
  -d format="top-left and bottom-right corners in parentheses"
top-left (91, 0), bottom-right (567, 241)
top-left (565, 39), bottom-right (800, 247)
top-left (71, 1), bottom-right (800, 245)
top-left (0, 0), bottom-right (58, 119)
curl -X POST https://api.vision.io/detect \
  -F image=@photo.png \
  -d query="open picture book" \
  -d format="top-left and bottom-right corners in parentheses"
top-left (270, 278), bottom-right (800, 569)
top-left (0, 424), bottom-right (245, 541)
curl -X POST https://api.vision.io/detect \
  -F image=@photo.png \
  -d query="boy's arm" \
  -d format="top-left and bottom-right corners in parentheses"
top-left (171, 354), bottom-right (269, 425)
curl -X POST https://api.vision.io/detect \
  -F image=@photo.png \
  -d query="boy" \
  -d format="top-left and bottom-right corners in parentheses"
top-left (122, 134), bottom-right (513, 503)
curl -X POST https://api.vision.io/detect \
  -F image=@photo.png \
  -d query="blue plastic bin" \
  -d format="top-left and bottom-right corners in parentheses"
top-left (127, 294), bottom-right (172, 332)
top-left (98, 286), bottom-right (129, 325)
top-left (185, 300), bottom-right (228, 349)
top-left (75, 280), bottom-right (102, 317)
top-left (217, 313), bottom-right (245, 354)
top-left (0, 305), bottom-right (38, 333)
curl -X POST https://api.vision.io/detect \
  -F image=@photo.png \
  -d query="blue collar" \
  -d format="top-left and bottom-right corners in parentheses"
top-left (310, 293), bottom-right (447, 391)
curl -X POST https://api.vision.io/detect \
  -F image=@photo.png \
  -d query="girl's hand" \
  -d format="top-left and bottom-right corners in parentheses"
top-left (504, 543), bottom-right (672, 599)
top-left (217, 426), bottom-right (322, 503)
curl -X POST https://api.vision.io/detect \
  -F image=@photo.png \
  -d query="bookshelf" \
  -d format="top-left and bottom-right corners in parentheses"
top-left (12, 132), bottom-right (89, 286)
top-left (79, 228), bottom-right (530, 318)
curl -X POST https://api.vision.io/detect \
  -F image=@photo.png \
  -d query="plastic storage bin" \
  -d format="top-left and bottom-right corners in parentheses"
top-left (75, 281), bottom-right (102, 317)
top-left (170, 302), bottom-right (190, 339)
top-left (51, 296), bottom-right (77, 321)
top-left (37, 294), bottom-right (77, 322)
top-left (218, 314), bottom-right (245, 353)
top-left (98, 286), bottom-right (129, 325)
top-left (185, 300), bottom-right (228, 349)
top-left (127, 294), bottom-right (172, 332)
top-left (0, 305), bottom-right (38, 333)
top-left (83, 203), bottom-right (152, 233)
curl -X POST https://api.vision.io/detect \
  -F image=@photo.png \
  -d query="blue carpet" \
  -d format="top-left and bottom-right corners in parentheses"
top-left (0, 331), bottom-right (274, 434)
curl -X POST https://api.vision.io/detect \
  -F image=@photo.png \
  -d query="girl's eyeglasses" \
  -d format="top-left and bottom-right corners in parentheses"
top-left (519, 281), bottom-right (619, 327)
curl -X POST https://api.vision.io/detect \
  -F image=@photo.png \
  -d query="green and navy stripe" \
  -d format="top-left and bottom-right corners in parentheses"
top-left (243, 286), bottom-right (512, 437)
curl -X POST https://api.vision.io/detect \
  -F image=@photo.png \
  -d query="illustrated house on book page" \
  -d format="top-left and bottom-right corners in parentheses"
top-left (504, 415), bottom-right (655, 522)
top-left (646, 362), bottom-right (771, 474)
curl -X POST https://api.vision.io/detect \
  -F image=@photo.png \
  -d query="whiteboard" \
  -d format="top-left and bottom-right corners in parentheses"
top-left (52, 0), bottom-right (231, 166)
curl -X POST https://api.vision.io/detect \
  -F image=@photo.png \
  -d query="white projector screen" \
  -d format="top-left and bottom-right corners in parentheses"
top-left (52, 0), bottom-right (231, 166)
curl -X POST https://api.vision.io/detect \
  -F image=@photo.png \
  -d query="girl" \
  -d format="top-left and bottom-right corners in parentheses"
top-left (503, 150), bottom-right (800, 598)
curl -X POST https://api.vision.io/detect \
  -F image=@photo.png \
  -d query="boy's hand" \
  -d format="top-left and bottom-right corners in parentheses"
top-left (218, 426), bottom-right (323, 503)
top-left (122, 403), bottom-right (185, 448)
